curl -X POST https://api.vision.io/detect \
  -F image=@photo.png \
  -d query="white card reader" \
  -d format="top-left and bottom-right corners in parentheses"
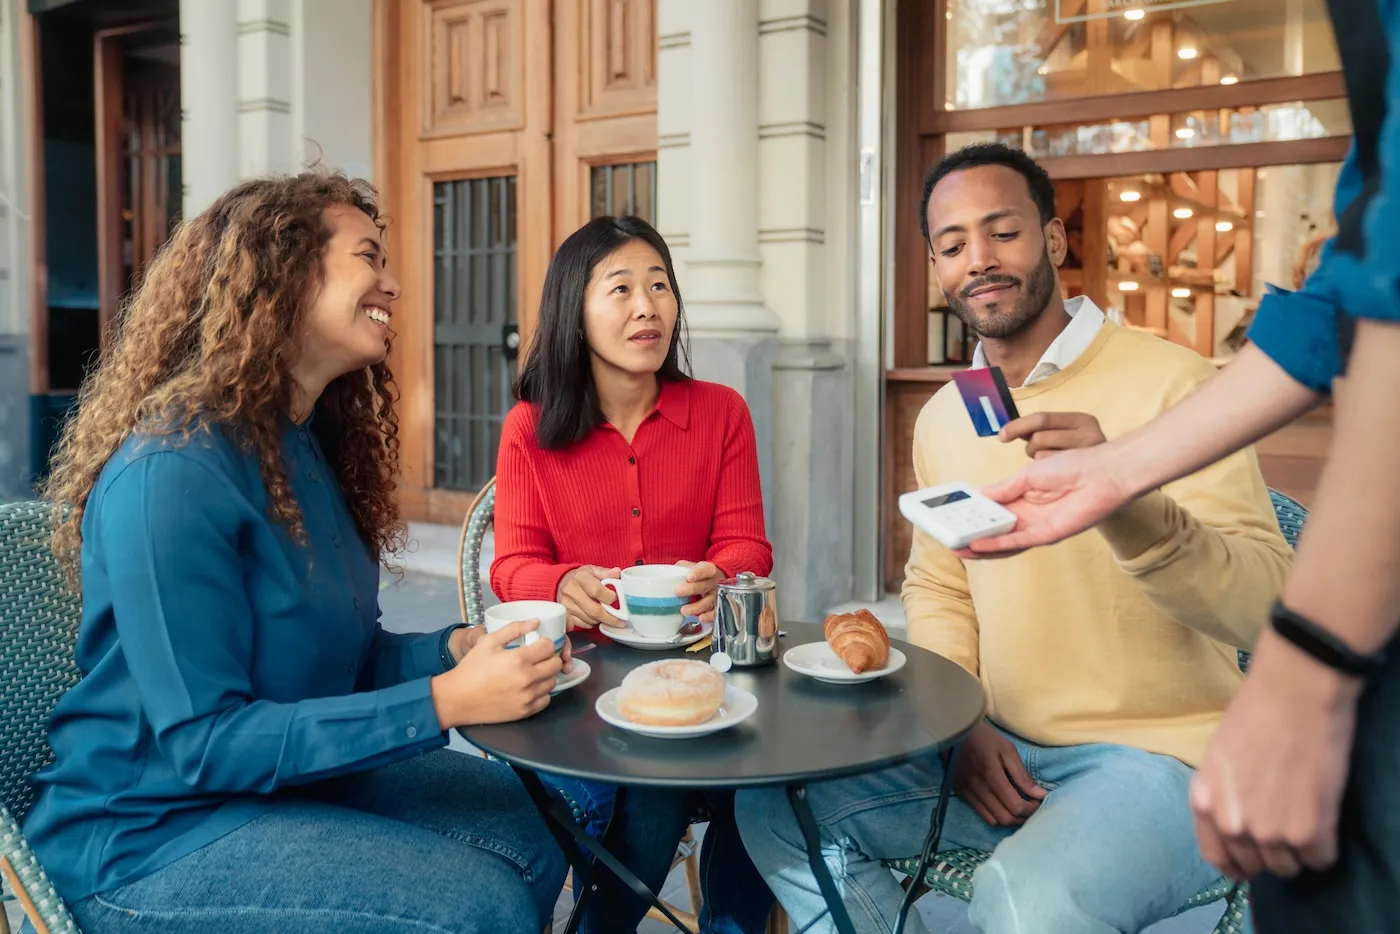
top-left (898, 482), bottom-right (1018, 550)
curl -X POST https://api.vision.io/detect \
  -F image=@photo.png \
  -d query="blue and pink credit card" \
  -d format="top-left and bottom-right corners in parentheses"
top-left (950, 367), bottom-right (1020, 437)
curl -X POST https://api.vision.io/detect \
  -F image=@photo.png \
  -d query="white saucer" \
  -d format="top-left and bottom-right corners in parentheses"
top-left (551, 658), bottom-right (591, 695)
top-left (600, 620), bottom-right (713, 651)
top-left (782, 642), bottom-right (907, 684)
top-left (595, 684), bottom-right (757, 739)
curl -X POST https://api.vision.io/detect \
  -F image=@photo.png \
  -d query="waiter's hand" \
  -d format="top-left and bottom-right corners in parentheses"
top-left (1190, 628), bottom-right (1362, 880)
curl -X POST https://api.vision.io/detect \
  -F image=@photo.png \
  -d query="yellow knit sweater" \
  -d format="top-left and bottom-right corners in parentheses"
top-left (903, 321), bottom-right (1292, 767)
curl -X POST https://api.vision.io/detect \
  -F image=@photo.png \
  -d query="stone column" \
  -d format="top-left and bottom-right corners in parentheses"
top-left (290, 0), bottom-right (374, 180)
top-left (686, 0), bottom-right (777, 333)
top-left (237, 0), bottom-right (293, 178)
top-left (179, 0), bottom-right (240, 216)
top-left (681, 0), bottom-right (781, 527)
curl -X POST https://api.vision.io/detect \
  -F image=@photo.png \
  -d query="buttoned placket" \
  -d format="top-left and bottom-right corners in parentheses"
top-left (607, 420), bottom-right (649, 567)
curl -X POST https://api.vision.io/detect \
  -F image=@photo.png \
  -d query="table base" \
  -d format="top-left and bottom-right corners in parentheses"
top-left (511, 745), bottom-right (959, 934)
top-left (512, 766), bottom-right (698, 934)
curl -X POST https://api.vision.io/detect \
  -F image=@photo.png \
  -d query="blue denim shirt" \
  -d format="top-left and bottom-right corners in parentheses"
top-left (23, 420), bottom-right (454, 903)
top-left (1248, 0), bottom-right (1400, 389)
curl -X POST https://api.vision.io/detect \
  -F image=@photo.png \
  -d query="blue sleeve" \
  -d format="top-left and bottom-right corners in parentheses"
top-left (357, 622), bottom-right (463, 691)
top-left (1246, 145), bottom-right (1365, 391)
top-left (98, 452), bottom-right (447, 794)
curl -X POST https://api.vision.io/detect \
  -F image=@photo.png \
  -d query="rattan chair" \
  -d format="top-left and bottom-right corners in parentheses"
top-left (884, 488), bottom-right (1309, 934)
top-left (0, 502), bottom-right (84, 934)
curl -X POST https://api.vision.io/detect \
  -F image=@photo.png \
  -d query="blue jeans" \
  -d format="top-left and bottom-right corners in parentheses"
top-left (543, 774), bottom-right (775, 934)
top-left (735, 727), bottom-right (1234, 934)
top-left (64, 750), bottom-right (567, 933)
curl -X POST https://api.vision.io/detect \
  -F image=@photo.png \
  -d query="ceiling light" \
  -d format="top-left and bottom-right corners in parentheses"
top-left (1171, 287), bottom-right (1192, 298)
top-left (1216, 220), bottom-right (1234, 232)
top-left (1178, 47), bottom-right (1199, 60)
top-left (1120, 190), bottom-right (1142, 202)
top-left (1220, 74), bottom-right (1239, 85)
top-left (1176, 127), bottom-right (1196, 139)
top-left (1174, 207), bottom-right (1194, 219)
top-left (1124, 8), bottom-right (1145, 19)
top-left (1038, 66), bottom-right (1049, 75)
top-left (1119, 281), bottom-right (1140, 291)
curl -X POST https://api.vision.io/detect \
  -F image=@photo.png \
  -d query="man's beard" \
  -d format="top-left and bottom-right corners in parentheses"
top-left (946, 248), bottom-right (1057, 340)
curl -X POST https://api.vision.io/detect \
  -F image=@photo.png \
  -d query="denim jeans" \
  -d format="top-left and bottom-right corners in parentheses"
top-left (543, 774), bottom-right (775, 934)
top-left (734, 726), bottom-right (1232, 934)
top-left (63, 750), bottom-right (567, 933)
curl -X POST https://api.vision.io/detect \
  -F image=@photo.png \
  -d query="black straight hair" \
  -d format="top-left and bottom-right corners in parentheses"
top-left (514, 214), bottom-right (692, 450)
top-left (920, 142), bottom-right (1058, 247)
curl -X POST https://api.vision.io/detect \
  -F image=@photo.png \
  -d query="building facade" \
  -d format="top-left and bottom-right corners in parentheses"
top-left (6, 0), bottom-right (1343, 616)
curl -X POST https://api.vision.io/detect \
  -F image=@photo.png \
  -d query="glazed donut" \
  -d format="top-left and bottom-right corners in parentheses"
top-left (617, 659), bottom-right (725, 726)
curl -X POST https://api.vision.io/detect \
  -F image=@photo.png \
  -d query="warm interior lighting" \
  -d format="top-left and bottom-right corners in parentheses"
top-left (1119, 190), bottom-right (1142, 202)
top-left (1220, 74), bottom-right (1239, 85)
top-left (1174, 207), bottom-right (1194, 219)
top-left (1171, 287), bottom-right (1192, 299)
top-left (1178, 47), bottom-right (1199, 60)
top-left (1175, 127), bottom-right (1196, 139)
top-left (1123, 8), bottom-right (1146, 19)
top-left (1216, 220), bottom-right (1234, 232)
top-left (1119, 281), bottom-right (1141, 292)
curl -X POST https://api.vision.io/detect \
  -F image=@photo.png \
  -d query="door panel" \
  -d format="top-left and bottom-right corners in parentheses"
top-left (380, 0), bottom-right (655, 517)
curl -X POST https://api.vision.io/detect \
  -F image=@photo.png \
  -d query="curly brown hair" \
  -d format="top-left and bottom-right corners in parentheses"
top-left (43, 171), bottom-right (407, 581)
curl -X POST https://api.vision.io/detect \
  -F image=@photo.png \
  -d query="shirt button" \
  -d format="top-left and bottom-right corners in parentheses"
top-left (308, 471), bottom-right (319, 483)
top-left (627, 456), bottom-right (636, 465)
top-left (353, 597), bottom-right (361, 609)
top-left (631, 507), bottom-right (641, 517)
top-left (406, 725), bottom-right (419, 739)
top-left (333, 536), bottom-right (342, 548)
top-left (346, 665), bottom-right (355, 676)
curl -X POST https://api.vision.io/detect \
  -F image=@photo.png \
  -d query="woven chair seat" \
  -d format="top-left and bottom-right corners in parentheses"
top-left (1, 501), bottom-right (85, 932)
top-left (883, 851), bottom-right (1249, 933)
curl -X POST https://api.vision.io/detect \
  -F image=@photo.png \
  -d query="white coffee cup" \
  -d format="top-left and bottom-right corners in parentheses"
top-left (601, 564), bottom-right (692, 640)
top-left (484, 601), bottom-right (568, 652)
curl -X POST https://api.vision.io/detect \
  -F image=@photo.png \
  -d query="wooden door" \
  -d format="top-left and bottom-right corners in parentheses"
top-left (377, 0), bottom-right (657, 522)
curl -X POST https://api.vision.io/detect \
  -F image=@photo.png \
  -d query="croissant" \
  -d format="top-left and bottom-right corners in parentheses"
top-left (822, 609), bottom-right (890, 674)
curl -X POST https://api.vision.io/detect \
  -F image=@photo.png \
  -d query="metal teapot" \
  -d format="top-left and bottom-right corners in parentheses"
top-left (714, 572), bottom-right (779, 667)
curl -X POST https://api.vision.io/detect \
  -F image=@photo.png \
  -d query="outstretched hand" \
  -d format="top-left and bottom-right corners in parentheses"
top-left (956, 445), bottom-right (1136, 559)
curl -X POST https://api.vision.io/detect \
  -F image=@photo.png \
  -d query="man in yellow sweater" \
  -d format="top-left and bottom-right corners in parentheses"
top-left (736, 143), bottom-right (1292, 933)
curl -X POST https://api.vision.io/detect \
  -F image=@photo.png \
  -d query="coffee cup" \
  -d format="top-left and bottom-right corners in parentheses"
top-left (601, 564), bottom-right (692, 640)
top-left (484, 601), bottom-right (568, 652)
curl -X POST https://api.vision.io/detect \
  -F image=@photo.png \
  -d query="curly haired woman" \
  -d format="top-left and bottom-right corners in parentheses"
top-left (22, 172), bottom-right (568, 933)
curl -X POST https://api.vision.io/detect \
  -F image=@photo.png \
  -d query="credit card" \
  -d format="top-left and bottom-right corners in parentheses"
top-left (950, 367), bottom-right (1020, 437)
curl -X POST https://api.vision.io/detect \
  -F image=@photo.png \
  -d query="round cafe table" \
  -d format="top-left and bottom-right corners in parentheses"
top-left (461, 622), bottom-right (984, 934)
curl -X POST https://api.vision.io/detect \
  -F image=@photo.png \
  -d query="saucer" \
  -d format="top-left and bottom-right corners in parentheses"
top-left (601, 620), bottom-right (713, 651)
top-left (595, 684), bottom-right (757, 738)
top-left (551, 658), bottom-right (591, 695)
top-left (782, 642), bottom-right (907, 684)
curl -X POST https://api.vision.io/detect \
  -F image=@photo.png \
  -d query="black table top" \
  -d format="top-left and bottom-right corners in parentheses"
top-left (459, 621), bottom-right (985, 789)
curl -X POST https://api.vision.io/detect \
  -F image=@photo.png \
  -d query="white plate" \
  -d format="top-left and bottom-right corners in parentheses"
top-left (782, 642), bottom-right (907, 684)
top-left (595, 684), bottom-right (757, 739)
top-left (551, 658), bottom-right (591, 695)
top-left (600, 620), bottom-right (713, 651)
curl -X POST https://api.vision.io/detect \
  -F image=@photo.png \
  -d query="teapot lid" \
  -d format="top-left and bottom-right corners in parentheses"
top-left (718, 571), bottom-right (776, 592)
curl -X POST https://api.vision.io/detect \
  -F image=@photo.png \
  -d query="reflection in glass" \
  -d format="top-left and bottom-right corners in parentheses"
top-left (946, 0), bottom-right (1338, 111)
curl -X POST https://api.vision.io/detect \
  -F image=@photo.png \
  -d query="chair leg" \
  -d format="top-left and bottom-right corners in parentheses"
top-left (766, 903), bottom-right (788, 934)
top-left (682, 826), bottom-right (703, 916)
top-left (1, 899), bottom-right (12, 934)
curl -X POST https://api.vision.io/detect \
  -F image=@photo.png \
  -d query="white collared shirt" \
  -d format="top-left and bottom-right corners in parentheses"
top-left (969, 295), bottom-right (1107, 387)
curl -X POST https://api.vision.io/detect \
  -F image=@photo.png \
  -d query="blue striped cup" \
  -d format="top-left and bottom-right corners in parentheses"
top-left (602, 564), bottom-right (691, 640)
top-left (484, 600), bottom-right (568, 652)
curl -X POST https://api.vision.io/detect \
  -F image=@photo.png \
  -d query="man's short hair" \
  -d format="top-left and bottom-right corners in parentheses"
top-left (920, 143), bottom-right (1058, 246)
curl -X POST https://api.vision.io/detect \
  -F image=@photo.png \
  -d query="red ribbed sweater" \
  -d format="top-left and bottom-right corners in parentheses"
top-left (491, 378), bottom-right (773, 602)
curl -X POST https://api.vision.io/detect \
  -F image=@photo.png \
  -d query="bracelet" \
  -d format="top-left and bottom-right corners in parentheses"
top-left (439, 624), bottom-right (469, 672)
top-left (1269, 600), bottom-right (1387, 678)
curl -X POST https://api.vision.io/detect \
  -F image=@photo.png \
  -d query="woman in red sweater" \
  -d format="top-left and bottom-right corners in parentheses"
top-left (491, 215), bottom-right (775, 933)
